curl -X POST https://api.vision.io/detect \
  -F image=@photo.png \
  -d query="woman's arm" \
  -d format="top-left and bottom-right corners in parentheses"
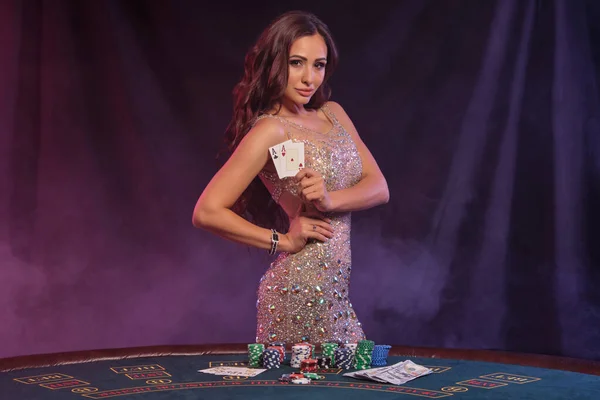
top-left (323, 101), bottom-right (389, 212)
top-left (192, 118), bottom-right (333, 252)
top-left (192, 118), bottom-right (281, 250)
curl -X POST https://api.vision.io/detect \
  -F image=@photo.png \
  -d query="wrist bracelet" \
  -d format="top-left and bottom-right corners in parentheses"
top-left (268, 229), bottom-right (279, 255)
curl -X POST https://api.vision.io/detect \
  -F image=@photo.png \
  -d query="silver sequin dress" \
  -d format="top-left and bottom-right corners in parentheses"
top-left (254, 104), bottom-right (366, 345)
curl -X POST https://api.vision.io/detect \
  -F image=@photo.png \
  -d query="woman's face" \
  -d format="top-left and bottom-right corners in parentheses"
top-left (283, 34), bottom-right (328, 107)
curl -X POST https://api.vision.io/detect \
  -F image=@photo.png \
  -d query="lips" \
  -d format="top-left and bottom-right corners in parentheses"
top-left (296, 89), bottom-right (313, 97)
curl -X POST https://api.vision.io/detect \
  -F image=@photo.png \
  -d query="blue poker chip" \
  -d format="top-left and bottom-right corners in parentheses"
top-left (262, 349), bottom-right (281, 369)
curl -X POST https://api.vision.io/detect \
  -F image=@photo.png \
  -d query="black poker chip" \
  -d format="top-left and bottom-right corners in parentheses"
top-left (334, 348), bottom-right (353, 369)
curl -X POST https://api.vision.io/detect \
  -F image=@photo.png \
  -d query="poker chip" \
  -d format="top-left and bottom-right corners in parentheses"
top-left (303, 372), bottom-right (325, 380)
top-left (291, 343), bottom-right (312, 368)
top-left (354, 340), bottom-right (375, 369)
top-left (317, 357), bottom-right (332, 369)
top-left (334, 347), bottom-right (353, 369)
top-left (371, 344), bottom-right (391, 367)
top-left (291, 378), bottom-right (311, 384)
top-left (278, 374), bottom-right (292, 382)
top-left (343, 342), bottom-right (358, 366)
top-left (356, 340), bottom-right (375, 352)
top-left (262, 348), bottom-right (281, 369)
top-left (269, 342), bottom-right (287, 362)
top-left (300, 358), bottom-right (318, 372)
top-left (267, 345), bottom-right (285, 363)
top-left (344, 343), bottom-right (358, 355)
top-left (248, 343), bottom-right (264, 368)
top-left (321, 343), bottom-right (338, 366)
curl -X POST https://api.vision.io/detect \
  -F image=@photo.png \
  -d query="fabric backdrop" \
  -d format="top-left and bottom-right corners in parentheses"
top-left (1, 0), bottom-right (599, 360)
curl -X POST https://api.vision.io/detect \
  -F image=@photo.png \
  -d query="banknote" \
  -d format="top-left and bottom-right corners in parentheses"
top-left (343, 360), bottom-right (432, 385)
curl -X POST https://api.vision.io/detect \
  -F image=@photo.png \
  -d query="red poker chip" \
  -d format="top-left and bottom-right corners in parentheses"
top-left (300, 359), bottom-right (319, 372)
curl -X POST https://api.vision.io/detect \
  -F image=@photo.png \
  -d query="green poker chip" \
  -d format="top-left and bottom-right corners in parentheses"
top-left (248, 343), bottom-right (265, 367)
top-left (321, 343), bottom-right (338, 366)
top-left (303, 372), bottom-right (325, 380)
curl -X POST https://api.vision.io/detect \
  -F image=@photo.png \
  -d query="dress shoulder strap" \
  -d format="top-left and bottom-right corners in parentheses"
top-left (320, 102), bottom-right (339, 124)
top-left (253, 114), bottom-right (271, 125)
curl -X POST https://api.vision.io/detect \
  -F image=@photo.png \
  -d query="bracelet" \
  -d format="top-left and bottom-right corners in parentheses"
top-left (268, 229), bottom-right (279, 255)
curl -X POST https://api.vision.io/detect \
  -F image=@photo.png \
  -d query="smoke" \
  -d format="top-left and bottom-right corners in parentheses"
top-left (350, 218), bottom-right (451, 346)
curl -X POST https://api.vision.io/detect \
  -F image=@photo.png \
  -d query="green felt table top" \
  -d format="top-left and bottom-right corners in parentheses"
top-left (2, 354), bottom-right (599, 400)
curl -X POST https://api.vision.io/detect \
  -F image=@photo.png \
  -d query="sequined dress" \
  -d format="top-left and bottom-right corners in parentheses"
top-left (254, 104), bottom-right (366, 345)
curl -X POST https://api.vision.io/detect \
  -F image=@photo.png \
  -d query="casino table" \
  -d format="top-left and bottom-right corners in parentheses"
top-left (1, 344), bottom-right (600, 399)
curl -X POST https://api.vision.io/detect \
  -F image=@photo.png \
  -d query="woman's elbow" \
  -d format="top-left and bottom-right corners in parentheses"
top-left (380, 185), bottom-right (390, 205)
top-left (378, 178), bottom-right (390, 205)
top-left (192, 204), bottom-right (215, 229)
top-left (191, 210), bottom-right (205, 229)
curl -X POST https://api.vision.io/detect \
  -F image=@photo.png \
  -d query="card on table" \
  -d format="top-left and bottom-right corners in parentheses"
top-left (198, 366), bottom-right (266, 377)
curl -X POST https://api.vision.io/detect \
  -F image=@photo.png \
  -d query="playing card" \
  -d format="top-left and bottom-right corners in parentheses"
top-left (279, 142), bottom-right (304, 178)
top-left (268, 139), bottom-right (304, 179)
top-left (198, 366), bottom-right (266, 377)
top-left (268, 140), bottom-right (291, 178)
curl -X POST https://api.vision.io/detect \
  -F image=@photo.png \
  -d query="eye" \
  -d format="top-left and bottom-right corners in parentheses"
top-left (315, 62), bottom-right (326, 70)
top-left (290, 59), bottom-right (302, 66)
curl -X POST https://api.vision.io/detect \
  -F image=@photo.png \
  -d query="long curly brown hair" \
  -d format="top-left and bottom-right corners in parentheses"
top-left (221, 11), bottom-right (339, 232)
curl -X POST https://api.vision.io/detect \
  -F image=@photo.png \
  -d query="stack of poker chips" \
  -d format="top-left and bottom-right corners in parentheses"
top-left (279, 373), bottom-right (310, 384)
top-left (354, 340), bottom-right (375, 369)
top-left (279, 373), bottom-right (302, 382)
top-left (317, 357), bottom-right (332, 369)
top-left (269, 342), bottom-right (287, 362)
top-left (371, 344), bottom-right (391, 366)
top-left (344, 343), bottom-right (358, 359)
top-left (248, 343), bottom-right (264, 367)
top-left (321, 343), bottom-right (338, 366)
top-left (300, 358), bottom-right (319, 372)
top-left (290, 343), bottom-right (312, 368)
top-left (267, 345), bottom-right (285, 363)
top-left (333, 347), bottom-right (353, 369)
top-left (262, 348), bottom-right (281, 369)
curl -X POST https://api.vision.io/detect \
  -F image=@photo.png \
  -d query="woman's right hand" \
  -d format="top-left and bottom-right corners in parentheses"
top-left (280, 211), bottom-right (334, 253)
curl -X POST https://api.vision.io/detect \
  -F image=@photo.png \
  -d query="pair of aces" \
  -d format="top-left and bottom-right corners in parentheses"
top-left (268, 140), bottom-right (305, 179)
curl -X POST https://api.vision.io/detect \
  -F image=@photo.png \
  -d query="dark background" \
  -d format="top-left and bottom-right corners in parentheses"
top-left (1, 0), bottom-right (599, 360)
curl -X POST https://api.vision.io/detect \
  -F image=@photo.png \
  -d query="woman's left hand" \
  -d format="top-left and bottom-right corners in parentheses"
top-left (295, 168), bottom-right (333, 212)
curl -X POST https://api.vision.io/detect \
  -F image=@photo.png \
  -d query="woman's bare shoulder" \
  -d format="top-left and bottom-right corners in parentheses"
top-left (324, 100), bottom-right (351, 119)
top-left (245, 115), bottom-right (288, 145)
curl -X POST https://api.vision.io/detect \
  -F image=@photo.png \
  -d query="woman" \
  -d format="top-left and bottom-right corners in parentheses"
top-left (193, 11), bottom-right (389, 345)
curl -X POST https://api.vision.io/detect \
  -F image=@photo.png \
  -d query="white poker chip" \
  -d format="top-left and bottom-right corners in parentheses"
top-left (291, 378), bottom-right (311, 385)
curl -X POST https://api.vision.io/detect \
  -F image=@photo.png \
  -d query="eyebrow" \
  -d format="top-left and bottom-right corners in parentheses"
top-left (289, 55), bottom-right (327, 62)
